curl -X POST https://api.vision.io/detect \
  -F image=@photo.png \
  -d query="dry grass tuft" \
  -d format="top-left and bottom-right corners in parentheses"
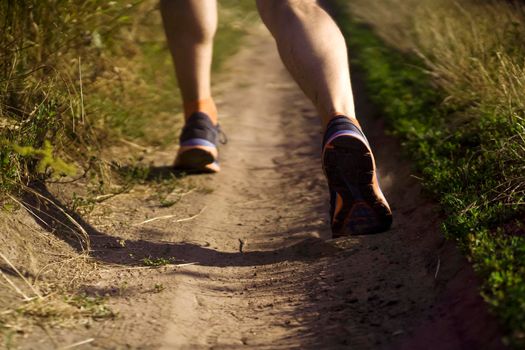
top-left (348, 0), bottom-right (525, 204)
top-left (0, 208), bottom-right (107, 343)
top-left (349, 0), bottom-right (525, 115)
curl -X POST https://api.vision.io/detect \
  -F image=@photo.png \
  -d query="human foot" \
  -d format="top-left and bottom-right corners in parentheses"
top-left (322, 116), bottom-right (392, 236)
top-left (174, 112), bottom-right (223, 173)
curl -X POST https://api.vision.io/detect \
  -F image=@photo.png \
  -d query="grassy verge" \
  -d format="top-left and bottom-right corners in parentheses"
top-left (331, 0), bottom-right (525, 347)
top-left (0, 0), bottom-right (256, 193)
top-left (0, 0), bottom-right (256, 343)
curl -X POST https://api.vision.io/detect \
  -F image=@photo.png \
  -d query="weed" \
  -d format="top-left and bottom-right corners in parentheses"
top-left (0, 292), bottom-right (115, 339)
top-left (141, 256), bottom-right (175, 267)
top-left (70, 192), bottom-right (96, 215)
top-left (153, 284), bottom-right (165, 293)
top-left (65, 294), bottom-right (115, 320)
top-left (117, 239), bottom-right (126, 248)
top-left (13, 141), bottom-right (77, 177)
top-left (114, 163), bottom-right (152, 185)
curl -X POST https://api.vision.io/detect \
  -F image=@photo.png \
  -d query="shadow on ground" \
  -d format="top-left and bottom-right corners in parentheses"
top-left (20, 180), bottom-right (342, 269)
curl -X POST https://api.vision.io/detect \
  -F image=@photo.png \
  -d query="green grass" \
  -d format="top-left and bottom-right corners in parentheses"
top-left (0, 292), bottom-right (115, 337)
top-left (141, 256), bottom-right (175, 267)
top-left (0, 0), bottom-right (140, 190)
top-left (0, 0), bottom-right (258, 195)
top-left (331, 1), bottom-right (525, 347)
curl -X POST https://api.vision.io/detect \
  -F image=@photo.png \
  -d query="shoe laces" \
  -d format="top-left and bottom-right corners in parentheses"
top-left (217, 124), bottom-right (228, 145)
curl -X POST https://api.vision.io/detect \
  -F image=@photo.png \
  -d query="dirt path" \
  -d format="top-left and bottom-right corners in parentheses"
top-left (20, 24), bottom-right (502, 350)
top-left (155, 25), bottom-right (502, 349)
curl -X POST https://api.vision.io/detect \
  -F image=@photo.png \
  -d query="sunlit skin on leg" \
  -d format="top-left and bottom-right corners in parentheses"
top-left (161, 0), bottom-right (391, 233)
top-left (256, 0), bottom-right (358, 128)
top-left (161, 0), bottom-right (358, 128)
top-left (160, 0), bottom-right (218, 124)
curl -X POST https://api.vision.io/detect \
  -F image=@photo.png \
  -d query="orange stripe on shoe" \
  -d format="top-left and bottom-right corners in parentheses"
top-left (333, 192), bottom-right (344, 224)
top-left (184, 97), bottom-right (218, 125)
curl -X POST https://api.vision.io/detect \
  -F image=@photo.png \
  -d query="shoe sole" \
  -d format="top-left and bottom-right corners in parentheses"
top-left (323, 134), bottom-right (392, 237)
top-left (174, 146), bottom-right (220, 173)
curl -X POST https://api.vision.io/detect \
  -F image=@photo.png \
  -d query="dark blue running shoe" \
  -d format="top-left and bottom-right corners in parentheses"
top-left (174, 112), bottom-right (223, 173)
top-left (322, 116), bottom-right (392, 237)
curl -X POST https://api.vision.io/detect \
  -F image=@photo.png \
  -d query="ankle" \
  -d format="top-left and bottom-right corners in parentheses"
top-left (326, 113), bottom-right (361, 130)
top-left (184, 97), bottom-right (218, 125)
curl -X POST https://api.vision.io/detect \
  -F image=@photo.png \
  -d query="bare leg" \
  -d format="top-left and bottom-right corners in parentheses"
top-left (256, 0), bottom-right (356, 127)
top-left (160, 0), bottom-right (218, 123)
top-left (258, 1), bottom-right (392, 236)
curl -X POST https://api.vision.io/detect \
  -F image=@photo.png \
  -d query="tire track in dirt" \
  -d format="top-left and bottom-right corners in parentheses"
top-left (157, 25), bottom-right (503, 349)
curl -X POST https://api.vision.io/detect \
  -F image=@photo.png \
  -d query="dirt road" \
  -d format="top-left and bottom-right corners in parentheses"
top-left (156, 25), bottom-right (502, 349)
top-left (22, 24), bottom-right (502, 350)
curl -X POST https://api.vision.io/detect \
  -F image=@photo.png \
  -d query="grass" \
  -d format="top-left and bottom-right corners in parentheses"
top-left (0, 0), bottom-right (257, 193)
top-left (331, 0), bottom-right (525, 346)
top-left (0, 0), bottom-right (257, 344)
top-left (0, 292), bottom-right (115, 345)
top-left (1, 0), bottom-right (141, 191)
top-left (0, 248), bottom-right (113, 342)
top-left (141, 256), bottom-right (175, 267)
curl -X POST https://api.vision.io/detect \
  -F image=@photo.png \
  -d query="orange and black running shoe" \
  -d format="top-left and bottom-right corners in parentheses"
top-left (322, 116), bottom-right (392, 237)
top-left (174, 112), bottom-right (224, 173)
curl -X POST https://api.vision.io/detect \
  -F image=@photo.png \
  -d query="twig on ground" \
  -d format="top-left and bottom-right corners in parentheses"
top-left (239, 239), bottom-right (246, 253)
top-left (178, 188), bottom-right (196, 198)
top-left (9, 194), bottom-right (87, 250)
top-left (434, 256), bottom-right (441, 280)
top-left (7, 194), bottom-right (57, 232)
top-left (172, 262), bottom-right (197, 267)
top-left (59, 338), bottom-right (95, 349)
top-left (18, 186), bottom-right (91, 251)
top-left (99, 262), bottom-right (197, 273)
top-left (133, 206), bottom-right (206, 226)
top-left (174, 207), bottom-right (206, 223)
top-left (119, 138), bottom-right (150, 151)
top-left (0, 269), bottom-right (30, 301)
top-left (93, 193), bottom-right (119, 202)
top-left (0, 252), bottom-right (42, 299)
top-left (133, 214), bottom-right (178, 226)
top-left (78, 57), bottom-right (85, 125)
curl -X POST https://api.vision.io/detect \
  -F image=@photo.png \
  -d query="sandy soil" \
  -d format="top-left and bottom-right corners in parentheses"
top-left (16, 25), bottom-right (504, 349)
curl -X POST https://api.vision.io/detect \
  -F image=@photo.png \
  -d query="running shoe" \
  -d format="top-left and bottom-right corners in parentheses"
top-left (174, 112), bottom-right (223, 173)
top-left (322, 116), bottom-right (392, 237)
